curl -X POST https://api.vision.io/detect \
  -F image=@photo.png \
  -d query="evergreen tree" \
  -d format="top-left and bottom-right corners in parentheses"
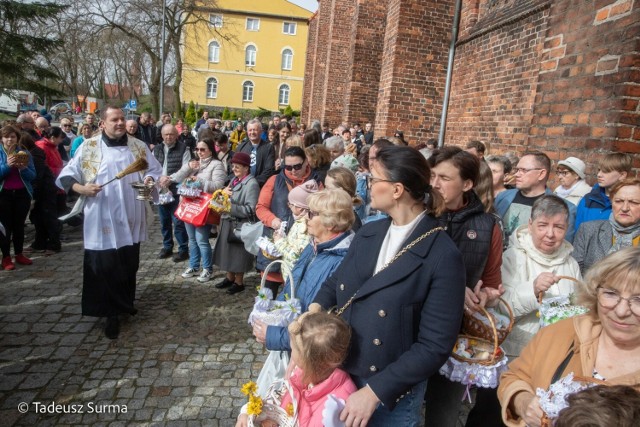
top-left (0, 1), bottom-right (64, 95)
top-left (185, 101), bottom-right (196, 127)
top-left (222, 107), bottom-right (230, 120)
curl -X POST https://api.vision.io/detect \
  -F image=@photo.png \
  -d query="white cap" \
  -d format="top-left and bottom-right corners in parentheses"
top-left (557, 157), bottom-right (586, 179)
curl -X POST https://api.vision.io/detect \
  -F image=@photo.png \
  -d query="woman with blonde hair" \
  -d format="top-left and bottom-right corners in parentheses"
top-left (70, 123), bottom-right (94, 158)
top-left (325, 166), bottom-right (363, 231)
top-left (252, 188), bottom-right (355, 351)
top-left (498, 246), bottom-right (640, 427)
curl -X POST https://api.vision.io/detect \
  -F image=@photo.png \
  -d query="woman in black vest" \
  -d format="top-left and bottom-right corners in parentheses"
top-left (425, 146), bottom-right (505, 427)
top-left (254, 146), bottom-right (319, 297)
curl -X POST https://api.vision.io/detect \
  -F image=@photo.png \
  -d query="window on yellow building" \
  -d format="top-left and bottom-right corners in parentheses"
top-left (278, 84), bottom-right (290, 105)
top-left (243, 81), bottom-right (254, 102)
top-left (281, 49), bottom-right (293, 70)
top-left (246, 18), bottom-right (260, 31)
top-left (283, 22), bottom-right (296, 35)
top-left (207, 78), bottom-right (218, 98)
top-left (208, 41), bottom-right (220, 63)
top-left (245, 45), bottom-right (257, 67)
top-left (209, 14), bottom-right (223, 28)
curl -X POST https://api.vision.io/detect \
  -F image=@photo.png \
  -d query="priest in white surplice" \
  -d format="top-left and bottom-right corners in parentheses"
top-left (57, 106), bottom-right (162, 339)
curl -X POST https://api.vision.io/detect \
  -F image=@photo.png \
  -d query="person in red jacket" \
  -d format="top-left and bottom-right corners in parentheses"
top-left (33, 126), bottom-right (65, 255)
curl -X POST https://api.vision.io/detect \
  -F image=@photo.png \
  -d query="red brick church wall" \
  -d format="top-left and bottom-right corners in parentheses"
top-left (301, 0), bottom-right (639, 177)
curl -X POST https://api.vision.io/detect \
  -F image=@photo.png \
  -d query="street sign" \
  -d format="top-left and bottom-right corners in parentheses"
top-left (129, 99), bottom-right (138, 111)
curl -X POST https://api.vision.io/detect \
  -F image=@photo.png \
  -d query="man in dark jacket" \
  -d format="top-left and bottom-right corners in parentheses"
top-left (136, 112), bottom-right (157, 150)
top-left (235, 119), bottom-right (275, 187)
top-left (154, 124), bottom-right (190, 262)
top-left (177, 124), bottom-right (197, 159)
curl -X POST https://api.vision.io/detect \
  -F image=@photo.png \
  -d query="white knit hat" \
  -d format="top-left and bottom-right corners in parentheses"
top-left (557, 157), bottom-right (586, 179)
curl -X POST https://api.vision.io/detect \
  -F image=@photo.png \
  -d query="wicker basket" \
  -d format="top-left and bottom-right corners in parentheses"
top-left (539, 375), bottom-right (607, 427)
top-left (462, 298), bottom-right (514, 345)
top-left (440, 303), bottom-right (509, 388)
top-left (248, 260), bottom-right (300, 328)
top-left (452, 303), bottom-right (503, 366)
top-left (248, 380), bottom-right (298, 427)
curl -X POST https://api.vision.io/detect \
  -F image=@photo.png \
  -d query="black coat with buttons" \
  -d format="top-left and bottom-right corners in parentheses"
top-left (313, 214), bottom-right (466, 409)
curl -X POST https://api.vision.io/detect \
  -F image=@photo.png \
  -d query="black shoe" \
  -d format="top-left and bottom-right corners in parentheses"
top-left (215, 278), bottom-right (234, 289)
top-left (172, 252), bottom-right (189, 263)
top-left (105, 316), bottom-right (120, 339)
top-left (157, 248), bottom-right (173, 259)
top-left (226, 283), bottom-right (245, 295)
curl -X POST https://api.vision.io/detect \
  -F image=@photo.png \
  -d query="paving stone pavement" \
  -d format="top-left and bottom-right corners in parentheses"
top-left (0, 217), bottom-right (267, 426)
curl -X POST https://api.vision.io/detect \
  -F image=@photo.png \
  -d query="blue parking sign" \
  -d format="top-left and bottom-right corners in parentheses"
top-left (129, 99), bottom-right (137, 110)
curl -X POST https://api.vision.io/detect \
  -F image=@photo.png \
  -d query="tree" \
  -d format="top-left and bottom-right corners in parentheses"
top-left (222, 107), bottom-right (230, 120)
top-left (0, 1), bottom-right (64, 96)
top-left (185, 100), bottom-right (196, 127)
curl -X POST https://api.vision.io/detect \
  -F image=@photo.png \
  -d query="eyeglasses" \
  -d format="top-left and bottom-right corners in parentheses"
top-left (597, 286), bottom-right (640, 316)
top-left (196, 148), bottom-right (209, 152)
top-left (62, 124), bottom-right (72, 127)
top-left (283, 163), bottom-right (304, 171)
top-left (513, 167), bottom-right (544, 175)
top-left (308, 210), bottom-right (319, 219)
top-left (556, 170), bottom-right (571, 176)
top-left (367, 176), bottom-right (395, 189)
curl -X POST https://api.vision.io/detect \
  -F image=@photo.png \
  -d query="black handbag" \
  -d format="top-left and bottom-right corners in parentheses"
top-left (227, 211), bottom-right (257, 244)
top-left (227, 218), bottom-right (244, 244)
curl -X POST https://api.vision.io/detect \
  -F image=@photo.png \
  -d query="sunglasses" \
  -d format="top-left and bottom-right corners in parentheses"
top-left (308, 210), bottom-right (319, 219)
top-left (196, 148), bottom-right (209, 152)
top-left (283, 163), bottom-right (304, 171)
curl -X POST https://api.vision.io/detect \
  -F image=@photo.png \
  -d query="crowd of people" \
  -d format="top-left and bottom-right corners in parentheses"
top-left (1, 106), bottom-right (638, 426)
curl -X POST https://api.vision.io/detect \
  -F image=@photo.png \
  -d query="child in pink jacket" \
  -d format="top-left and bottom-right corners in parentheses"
top-left (237, 312), bottom-right (356, 427)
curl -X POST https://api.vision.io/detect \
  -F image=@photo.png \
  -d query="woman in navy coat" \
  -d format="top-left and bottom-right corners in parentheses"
top-left (311, 146), bottom-right (466, 427)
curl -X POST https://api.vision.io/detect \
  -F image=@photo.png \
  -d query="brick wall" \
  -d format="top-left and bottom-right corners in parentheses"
top-left (301, 10), bottom-right (318, 122)
top-left (320, 0), bottom-right (357, 127)
top-left (446, 0), bottom-right (639, 180)
top-left (446, 0), bottom-right (551, 153)
top-left (342, 0), bottom-right (388, 126)
top-left (375, 0), bottom-right (454, 144)
top-left (528, 0), bottom-right (640, 179)
top-left (301, 0), bottom-right (638, 176)
top-left (305, 0), bottom-right (332, 126)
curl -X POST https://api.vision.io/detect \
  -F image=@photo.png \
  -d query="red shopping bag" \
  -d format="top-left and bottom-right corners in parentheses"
top-left (174, 193), bottom-right (220, 226)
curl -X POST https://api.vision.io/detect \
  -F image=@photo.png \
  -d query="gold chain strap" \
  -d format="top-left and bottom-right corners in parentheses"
top-left (334, 226), bottom-right (445, 316)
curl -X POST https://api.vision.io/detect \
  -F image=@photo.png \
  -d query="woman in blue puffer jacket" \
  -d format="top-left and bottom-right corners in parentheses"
top-left (252, 189), bottom-right (355, 351)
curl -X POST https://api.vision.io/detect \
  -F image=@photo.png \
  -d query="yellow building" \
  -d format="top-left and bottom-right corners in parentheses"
top-left (182, 0), bottom-right (311, 112)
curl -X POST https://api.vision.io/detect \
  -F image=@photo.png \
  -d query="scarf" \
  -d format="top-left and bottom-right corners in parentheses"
top-left (555, 180), bottom-right (581, 198)
top-left (608, 212), bottom-right (640, 254)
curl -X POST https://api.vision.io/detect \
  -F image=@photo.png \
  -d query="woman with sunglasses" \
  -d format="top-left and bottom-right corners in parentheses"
top-left (172, 137), bottom-right (226, 283)
top-left (254, 146), bottom-right (322, 297)
top-left (498, 247), bottom-right (640, 427)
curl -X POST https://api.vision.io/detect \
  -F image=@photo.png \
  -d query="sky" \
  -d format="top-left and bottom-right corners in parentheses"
top-left (289, 0), bottom-right (318, 12)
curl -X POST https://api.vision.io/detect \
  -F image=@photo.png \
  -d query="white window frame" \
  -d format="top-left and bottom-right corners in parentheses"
top-left (206, 77), bottom-right (218, 99)
top-left (245, 44), bottom-right (257, 66)
top-left (246, 18), bottom-right (260, 31)
top-left (278, 84), bottom-right (290, 105)
top-left (242, 81), bottom-right (254, 102)
top-left (208, 41), bottom-right (220, 63)
top-left (209, 14), bottom-right (223, 28)
top-left (281, 48), bottom-right (293, 70)
top-left (283, 22), bottom-right (297, 35)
